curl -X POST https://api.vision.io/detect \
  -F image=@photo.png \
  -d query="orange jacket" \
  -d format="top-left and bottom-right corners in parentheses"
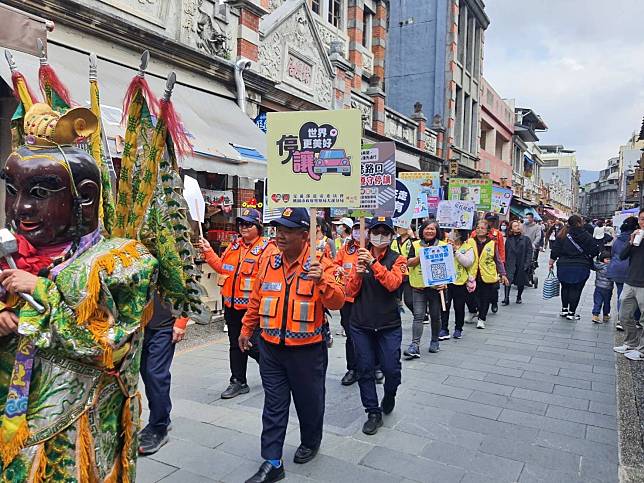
top-left (203, 236), bottom-right (278, 310)
top-left (241, 244), bottom-right (345, 346)
top-left (345, 247), bottom-right (407, 299)
top-left (471, 227), bottom-right (505, 263)
top-left (334, 240), bottom-right (360, 302)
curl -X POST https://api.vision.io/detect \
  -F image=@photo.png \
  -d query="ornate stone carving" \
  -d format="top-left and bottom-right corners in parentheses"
top-left (269, 0), bottom-right (285, 10)
top-left (350, 96), bottom-right (373, 129)
top-left (314, 18), bottom-right (347, 56)
top-left (258, 32), bottom-right (283, 82)
top-left (385, 111), bottom-right (416, 146)
top-left (424, 130), bottom-right (437, 155)
top-left (98, 0), bottom-right (169, 25)
top-left (186, 0), bottom-right (230, 59)
top-left (259, 4), bottom-right (334, 107)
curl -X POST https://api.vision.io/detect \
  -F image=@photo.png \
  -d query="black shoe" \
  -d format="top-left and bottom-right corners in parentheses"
top-left (491, 302), bottom-right (498, 313)
top-left (381, 392), bottom-right (396, 415)
top-left (293, 444), bottom-right (319, 464)
top-left (516, 297), bottom-right (522, 304)
top-left (245, 462), bottom-right (285, 483)
top-left (221, 380), bottom-right (250, 399)
top-left (375, 369), bottom-right (385, 385)
top-left (138, 429), bottom-right (168, 456)
top-left (341, 370), bottom-right (357, 386)
top-left (362, 412), bottom-right (383, 435)
top-left (501, 299), bottom-right (509, 306)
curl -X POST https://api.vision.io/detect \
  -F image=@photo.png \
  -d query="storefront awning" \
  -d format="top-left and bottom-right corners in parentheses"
top-left (0, 42), bottom-right (266, 179)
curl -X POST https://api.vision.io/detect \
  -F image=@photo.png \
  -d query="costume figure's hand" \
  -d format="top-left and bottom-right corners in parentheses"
top-left (0, 311), bottom-right (18, 336)
top-left (0, 269), bottom-right (39, 295)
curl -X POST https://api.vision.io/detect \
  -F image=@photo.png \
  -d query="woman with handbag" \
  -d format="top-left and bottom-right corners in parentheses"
top-left (549, 215), bottom-right (601, 320)
top-left (503, 220), bottom-right (533, 305)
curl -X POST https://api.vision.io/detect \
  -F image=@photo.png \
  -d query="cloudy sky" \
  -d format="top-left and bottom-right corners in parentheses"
top-left (483, 0), bottom-right (644, 170)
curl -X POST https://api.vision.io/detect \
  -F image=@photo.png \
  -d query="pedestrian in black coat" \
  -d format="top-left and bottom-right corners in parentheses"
top-left (502, 220), bottom-right (533, 305)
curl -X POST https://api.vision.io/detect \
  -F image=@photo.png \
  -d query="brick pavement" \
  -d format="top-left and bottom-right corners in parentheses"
top-left (137, 255), bottom-right (619, 483)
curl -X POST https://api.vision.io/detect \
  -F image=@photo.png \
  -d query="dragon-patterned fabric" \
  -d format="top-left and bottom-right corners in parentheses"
top-left (0, 236), bottom-right (157, 482)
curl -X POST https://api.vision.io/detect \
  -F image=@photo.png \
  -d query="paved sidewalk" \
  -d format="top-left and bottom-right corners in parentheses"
top-left (137, 255), bottom-right (619, 483)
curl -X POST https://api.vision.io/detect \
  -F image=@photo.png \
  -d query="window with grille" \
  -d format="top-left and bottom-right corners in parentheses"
top-left (362, 10), bottom-right (373, 48)
top-left (328, 0), bottom-right (342, 28)
top-left (311, 0), bottom-right (320, 14)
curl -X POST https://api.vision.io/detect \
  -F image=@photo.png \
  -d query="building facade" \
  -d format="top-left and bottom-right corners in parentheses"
top-left (540, 144), bottom-right (580, 213)
top-left (479, 77), bottom-right (513, 185)
top-left (581, 157), bottom-right (620, 219)
top-left (617, 133), bottom-right (644, 209)
top-left (385, 0), bottom-right (489, 175)
top-left (510, 107), bottom-right (547, 216)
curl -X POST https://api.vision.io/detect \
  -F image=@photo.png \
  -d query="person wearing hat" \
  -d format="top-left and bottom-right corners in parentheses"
top-left (345, 217), bottom-right (407, 435)
top-left (198, 208), bottom-right (278, 399)
top-left (240, 208), bottom-right (345, 483)
top-left (333, 217), bottom-right (355, 252)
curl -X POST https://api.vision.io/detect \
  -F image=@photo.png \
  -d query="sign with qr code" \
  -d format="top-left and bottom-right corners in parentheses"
top-left (419, 245), bottom-right (456, 286)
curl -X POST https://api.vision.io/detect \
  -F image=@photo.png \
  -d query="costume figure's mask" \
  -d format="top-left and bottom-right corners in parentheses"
top-left (3, 104), bottom-right (101, 247)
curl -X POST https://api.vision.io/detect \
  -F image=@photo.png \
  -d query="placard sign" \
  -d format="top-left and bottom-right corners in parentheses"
top-left (436, 200), bottom-right (476, 230)
top-left (266, 109), bottom-right (361, 208)
top-left (350, 142), bottom-right (396, 217)
top-left (419, 245), bottom-right (457, 286)
top-left (400, 171), bottom-right (441, 218)
top-left (491, 186), bottom-right (513, 215)
top-left (448, 178), bottom-right (493, 211)
top-left (392, 178), bottom-right (420, 229)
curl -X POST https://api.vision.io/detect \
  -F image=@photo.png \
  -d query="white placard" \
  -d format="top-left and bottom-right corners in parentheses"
top-left (419, 245), bottom-right (457, 286)
top-left (436, 200), bottom-right (476, 230)
top-left (183, 175), bottom-right (206, 223)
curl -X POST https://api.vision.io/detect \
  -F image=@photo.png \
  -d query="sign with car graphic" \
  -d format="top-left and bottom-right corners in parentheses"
top-left (266, 109), bottom-right (361, 208)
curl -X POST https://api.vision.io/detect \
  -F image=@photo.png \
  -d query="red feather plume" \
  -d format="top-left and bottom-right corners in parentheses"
top-left (11, 71), bottom-right (39, 104)
top-left (158, 98), bottom-right (193, 158)
top-left (121, 75), bottom-right (160, 124)
top-left (38, 64), bottom-right (73, 106)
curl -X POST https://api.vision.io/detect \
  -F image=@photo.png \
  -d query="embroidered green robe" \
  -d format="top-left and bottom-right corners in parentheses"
top-left (0, 237), bottom-right (157, 482)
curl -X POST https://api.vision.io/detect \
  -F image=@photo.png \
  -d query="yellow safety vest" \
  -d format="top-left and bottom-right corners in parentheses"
top-left (476, 238), bottom-right (499, 284)
top-left (408, 239), bottom-right (448, 288)
top-left (454, 238), bottom-right (478, 286)
top-left (390, 236), bottom-right (413, 258)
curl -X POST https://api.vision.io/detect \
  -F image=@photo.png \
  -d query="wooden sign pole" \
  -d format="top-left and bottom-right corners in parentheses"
top-left (439, 289), bottom-right (447, 311)
top-left (309, 208), bottom-right (317, 260)
top-left (359, 217), bottom-right (366, 249)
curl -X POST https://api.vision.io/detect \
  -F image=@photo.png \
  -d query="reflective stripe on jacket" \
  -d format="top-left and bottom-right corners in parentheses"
top-left (241, 245), bottom-right (345, 346)
top-left (334, 241), bottom-right (360, 302)
top-left (204, 236), bottom-right (277, 310)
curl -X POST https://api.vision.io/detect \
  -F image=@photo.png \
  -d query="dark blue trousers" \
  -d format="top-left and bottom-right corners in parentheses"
top-left (592, 287), bottom-right (613, 316)
top-left (259, 339), bottom-right (328, 460)
top-left (350, 325), bottom-right (402, 414)
top-left (140, 326), bottom-right (176, 435)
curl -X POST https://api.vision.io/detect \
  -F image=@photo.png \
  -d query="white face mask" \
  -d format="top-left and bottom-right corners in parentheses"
top-left (336, 226), bottom-right (345, 236)
top-left (370, 233), bottom-right (392, 248)
top-left (352, 229), bottom-right (361, 240)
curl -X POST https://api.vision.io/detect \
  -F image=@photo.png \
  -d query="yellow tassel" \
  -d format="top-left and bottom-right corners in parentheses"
top-left (76, 412), bottom-right (96, 483)
top-left (0, 417), bottom-right (30, 467)
top-left (120, 396), bottom-right (134, 483)
top-left (141, 300), bottom-right (154, 328)
top-left (102, 462), bottom-right (120, 483)
top-left (30, 443), bottom-right (48, 483)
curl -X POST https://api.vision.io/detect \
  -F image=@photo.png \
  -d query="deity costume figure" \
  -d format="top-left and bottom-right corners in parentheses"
top-left (0, 103), bottom-right (158, 482)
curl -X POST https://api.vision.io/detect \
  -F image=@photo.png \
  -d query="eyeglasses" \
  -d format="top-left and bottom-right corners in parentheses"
top-left (238, 221), bottom-right (255, 229)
